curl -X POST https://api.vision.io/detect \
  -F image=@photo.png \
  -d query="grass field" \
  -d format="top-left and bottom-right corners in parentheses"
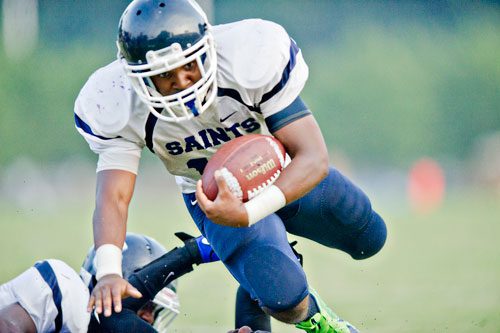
top-left (0, 176), bottom-right (499, 332)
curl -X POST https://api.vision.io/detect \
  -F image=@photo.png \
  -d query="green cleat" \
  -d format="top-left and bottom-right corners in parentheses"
top-left (295, 288), bottom-right (359, 333)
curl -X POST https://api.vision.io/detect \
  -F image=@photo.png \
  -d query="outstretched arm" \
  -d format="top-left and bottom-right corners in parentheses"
top-left (93, 169), bottom-right (136, 252)
top-left (88, 169), bottom-right (142, 317)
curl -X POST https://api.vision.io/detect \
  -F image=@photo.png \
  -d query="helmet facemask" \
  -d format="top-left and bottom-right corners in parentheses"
top-left (118, 31), bottom-right (217, 122)
top-left (151, 286), bottom-right (180, 331)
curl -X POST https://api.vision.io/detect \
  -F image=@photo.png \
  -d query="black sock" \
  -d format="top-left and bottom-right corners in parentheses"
top-left (305, 293), bottom-right (320, 320)
top-left (235, 285), bottom-right (271, 331)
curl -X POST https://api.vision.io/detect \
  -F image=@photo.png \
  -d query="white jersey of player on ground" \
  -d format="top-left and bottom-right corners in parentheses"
top-left (0, 259), bottom-right (90, 333)
top-left (75, 19), bottom-right (309, 193)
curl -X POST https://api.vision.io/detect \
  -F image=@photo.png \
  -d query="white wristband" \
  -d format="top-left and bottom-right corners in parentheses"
top-left (95, 244), bottom-right (123, 280)
top-left (244, 185), bottom-right (286, 226)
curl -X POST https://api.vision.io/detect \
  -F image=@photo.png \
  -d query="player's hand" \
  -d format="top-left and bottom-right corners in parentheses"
top-left (227, 327), bottom-right (269, 333)
top-left (196, 170), bottom-right (249, 227)
top-left (227, 327), bottom-right (252, 333)
top-left (87, 274), bottom-right (142, 317)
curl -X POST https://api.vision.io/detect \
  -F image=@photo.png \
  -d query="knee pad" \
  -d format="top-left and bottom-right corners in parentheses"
top-left (351, 211), bottom-right (387, 260)
top-left (324, 168), bottom-right (373, 229)
top-left (241, 245), bottom-right (308, 312)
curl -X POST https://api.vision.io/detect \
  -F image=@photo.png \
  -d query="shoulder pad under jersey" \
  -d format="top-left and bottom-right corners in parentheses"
top-left (74, 60), bottom-right (134, 138)
top-left (214, 19), bottom-right (292, 91)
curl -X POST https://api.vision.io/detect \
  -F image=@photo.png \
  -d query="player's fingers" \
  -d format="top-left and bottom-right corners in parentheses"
top-left (93, 289), bottom-right (103, 314)
top-left (110, 284), bottom-right (124, 313)
top-left (227, 328), bottom-right (250, 333)
top-left (215, 170), bottom-right (239, 204)
top-left (237, 327), bottom-right (253, 333)
top-left (125, 283), bottom-right (143, 299)
top-left (214, 170), bottom-right (230, 194)
top-left (215, 170), bottom-right (237, 202)
top-left (196, 179), bottom-right (211, 210)
top-left (93, 289), bottom-right (102, 314)
top-left (102, 286), bottom-right (113, 317)
top-left (87, 294), bottom-right (95, 313)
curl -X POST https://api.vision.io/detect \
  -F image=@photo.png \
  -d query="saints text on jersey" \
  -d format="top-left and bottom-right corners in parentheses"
top-left (165, 117), bottom-right (260, 155)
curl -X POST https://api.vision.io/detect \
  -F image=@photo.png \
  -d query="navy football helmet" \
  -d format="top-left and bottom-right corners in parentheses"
top-left (117, 0), bottom-right (217, 122)
top-left (80, 233), bottom-right (179, 331)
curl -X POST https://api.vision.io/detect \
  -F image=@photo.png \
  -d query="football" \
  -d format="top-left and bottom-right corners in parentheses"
top-left (201, 134), bottom-right (286, 202)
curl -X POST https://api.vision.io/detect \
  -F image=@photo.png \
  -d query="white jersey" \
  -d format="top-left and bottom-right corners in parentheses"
top-left (75, 19), bottom-right (310, 193)
top-left (0, 259), bottom-right (90, 333)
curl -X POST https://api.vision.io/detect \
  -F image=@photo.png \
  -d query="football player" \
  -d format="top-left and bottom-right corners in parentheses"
top-left (0, 232), bottom-right (215, 332)
top-left (0, 259), bottom-right (89, 333)
top-left (75, 0), bottom-right (388, 332)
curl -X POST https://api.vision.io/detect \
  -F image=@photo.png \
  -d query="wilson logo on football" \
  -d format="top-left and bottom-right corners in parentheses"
top-left (245, 159), bottom-right (277, 181)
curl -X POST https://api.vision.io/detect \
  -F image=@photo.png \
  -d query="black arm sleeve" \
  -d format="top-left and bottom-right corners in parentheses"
top-left (122, 237), bottom-right (201, 312)
top-left (94, 238), bottom-right (202, 332)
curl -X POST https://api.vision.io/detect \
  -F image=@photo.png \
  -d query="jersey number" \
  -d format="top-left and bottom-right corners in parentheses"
top-left (187, 158), bottom-right (208, 175)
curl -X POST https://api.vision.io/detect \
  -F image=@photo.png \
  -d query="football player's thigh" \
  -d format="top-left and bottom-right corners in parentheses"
top-left (201, 212), bottom-right (308, 311)
top-left (277, 167), bottom-right (376, 251)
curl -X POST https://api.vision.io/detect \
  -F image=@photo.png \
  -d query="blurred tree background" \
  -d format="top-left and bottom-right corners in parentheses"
top-left (0, 0), bottom-right (499, 167)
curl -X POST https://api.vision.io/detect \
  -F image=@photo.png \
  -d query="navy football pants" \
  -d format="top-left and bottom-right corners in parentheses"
top-left (183, 167), bottom-right (387, 311)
